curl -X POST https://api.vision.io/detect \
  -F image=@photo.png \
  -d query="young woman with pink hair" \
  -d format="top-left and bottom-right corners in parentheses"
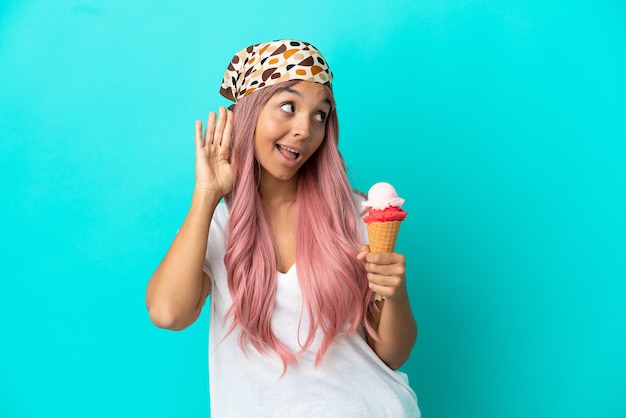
top-left (146, 40), bottom-right (420, 417)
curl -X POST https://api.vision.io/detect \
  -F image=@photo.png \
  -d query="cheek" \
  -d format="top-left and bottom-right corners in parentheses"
top-left (313, 126), bottom-right (327, 147)
top-left (254, 121), bottom-right (272, 146)
top-left (308, 133), bottom-right (325, 155)
top-left (255, 119), bottom-right (283, 143)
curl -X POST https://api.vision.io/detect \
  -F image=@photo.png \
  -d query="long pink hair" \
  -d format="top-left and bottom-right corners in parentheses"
top-left (224, 80), bottom-right (375, 369)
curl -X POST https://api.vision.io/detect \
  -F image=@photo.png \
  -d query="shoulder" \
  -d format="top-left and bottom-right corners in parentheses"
top-left (209, 201), bottom-right (230, 240)
top-left (205, 201), bottom-right (229, 267)
top-left (352, 189), bottom-right (367, 218)
top-left (213, 201), bottom-right (230, 225)
top-left (351, 190), bottom-right (368, 241)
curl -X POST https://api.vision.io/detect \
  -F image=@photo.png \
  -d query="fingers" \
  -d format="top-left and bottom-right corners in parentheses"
top-left (357, 244), bottom-right (370, 261)
top-left (221, 108), bottom-right (233, 155)
top-left (359, 251), bottom-right (407, 300)
top-left (213, 106), bottom-right (227, 146)
top-left (367, 270), bottom-right (405, 300)
top-left (195, 120), bottom-right (203, 149)
top-left (366, 269), bottom-right (404, 288)
top-left (204, 111), bottom-right (217, 145)
top-left (202, 107), bottom-right (232, 150)
top-left (364, 251), bottom-right (405, 268)
top-left (366, 263), bottom-right (405, 278)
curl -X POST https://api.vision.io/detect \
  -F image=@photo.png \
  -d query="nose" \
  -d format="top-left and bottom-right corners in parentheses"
top-left (291, 114), bottom-right (311, 140)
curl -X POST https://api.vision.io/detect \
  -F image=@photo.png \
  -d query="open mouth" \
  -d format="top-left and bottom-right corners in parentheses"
top-left (276, 144), bottom-right (301, 161)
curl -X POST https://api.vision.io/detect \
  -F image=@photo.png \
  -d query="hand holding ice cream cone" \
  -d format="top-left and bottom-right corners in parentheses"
top-left (359, 182), bottom-right (407, 301)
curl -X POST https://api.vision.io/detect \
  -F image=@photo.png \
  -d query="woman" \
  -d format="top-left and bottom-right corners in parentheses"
top-left (147, 39), bottom-right (420, 417)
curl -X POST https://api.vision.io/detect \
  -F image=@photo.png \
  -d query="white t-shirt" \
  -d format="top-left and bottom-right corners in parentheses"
top-left (203, 200), bottom-right (420, 417)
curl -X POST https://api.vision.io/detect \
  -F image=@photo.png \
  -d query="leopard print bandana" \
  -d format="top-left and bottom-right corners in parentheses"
top-left (220, 40), bottom-right (333, 102)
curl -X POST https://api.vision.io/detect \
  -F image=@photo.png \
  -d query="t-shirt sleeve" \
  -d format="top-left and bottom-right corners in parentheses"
top-left (203, 202), bottom-right (229, 279)
top-left (353, 191), bottom-right (368, 244)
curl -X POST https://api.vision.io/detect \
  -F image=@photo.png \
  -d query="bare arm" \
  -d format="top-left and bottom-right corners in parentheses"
top-left (358, 246), bottom-right (418, 370)
top-left (146, 191), bottom-right (219, 330)
top-left (146, 108), bottom-right (233, 330)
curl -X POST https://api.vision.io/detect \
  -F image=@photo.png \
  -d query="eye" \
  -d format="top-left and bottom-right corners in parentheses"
top-left (315, 111), bottom-right (327, 123)
top-left (280, 103), bottom-right (295, 113)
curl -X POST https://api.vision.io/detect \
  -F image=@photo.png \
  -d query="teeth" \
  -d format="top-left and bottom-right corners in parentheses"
top-left (278, 144), bottom-right (300, 156)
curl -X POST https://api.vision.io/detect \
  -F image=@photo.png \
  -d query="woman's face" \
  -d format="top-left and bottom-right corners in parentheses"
top-left (254, 81), bottom-right (331, 184)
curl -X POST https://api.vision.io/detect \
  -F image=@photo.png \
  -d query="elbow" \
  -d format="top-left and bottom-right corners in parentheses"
top-left (147, 303), bottom-right (190, 331)
top-left (375, 344), bottom-right (413, 371)
top-left (385, 353), bottom-right (411, 371)
top-left (380, 324), bottom-right (418, 371)
top-left (387, 363), bottom-right (403, 371)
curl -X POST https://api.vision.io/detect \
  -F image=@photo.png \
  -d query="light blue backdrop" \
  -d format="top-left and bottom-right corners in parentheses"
top-left (1, 1), bottom-right (624, 417)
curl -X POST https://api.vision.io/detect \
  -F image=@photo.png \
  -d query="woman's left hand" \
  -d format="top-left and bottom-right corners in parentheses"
top-left (357, 245), bottom-right (407, 300)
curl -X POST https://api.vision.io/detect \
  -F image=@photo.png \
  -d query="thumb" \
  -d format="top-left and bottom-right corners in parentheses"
top-left (357, 245), bottom-right (370, 261)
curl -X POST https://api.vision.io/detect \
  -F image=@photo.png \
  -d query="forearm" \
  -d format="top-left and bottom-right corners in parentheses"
top-left (146, 189), bottom-right (221, 330)
top-left (371, 293), bottom-right (417, 370)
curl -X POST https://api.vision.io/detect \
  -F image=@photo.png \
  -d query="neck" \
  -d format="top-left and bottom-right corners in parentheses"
top-left (259, 174), bottom-right (298, 207)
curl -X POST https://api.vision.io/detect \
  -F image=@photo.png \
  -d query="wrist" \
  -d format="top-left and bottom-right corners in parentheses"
top-left (385, 287), bottom-right (410, 304)
top-left (191, 188), bottom-right (223, 210)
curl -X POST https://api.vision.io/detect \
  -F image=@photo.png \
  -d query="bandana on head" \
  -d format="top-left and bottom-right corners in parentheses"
top-left (220, 40), bottom-right (333, 102)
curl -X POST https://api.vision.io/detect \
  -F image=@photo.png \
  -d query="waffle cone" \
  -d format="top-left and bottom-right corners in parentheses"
top-left (367, 221), bottom-right (401, 252)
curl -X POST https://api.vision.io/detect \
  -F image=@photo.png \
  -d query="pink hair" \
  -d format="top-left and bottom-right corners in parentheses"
top-left (224, 80), bottom-right (376, 370)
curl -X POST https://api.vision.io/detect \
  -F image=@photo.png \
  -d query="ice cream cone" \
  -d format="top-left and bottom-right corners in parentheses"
top-left (367, 221), bottom-right (401, 253)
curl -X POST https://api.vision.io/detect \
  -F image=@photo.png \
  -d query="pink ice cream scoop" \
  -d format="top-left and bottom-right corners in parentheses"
top-left (363, 182), bottom-right (407, 224)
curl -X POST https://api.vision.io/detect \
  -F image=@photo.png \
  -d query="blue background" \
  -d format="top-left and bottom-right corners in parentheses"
top-left (1, 1), bottom-right (625, 417)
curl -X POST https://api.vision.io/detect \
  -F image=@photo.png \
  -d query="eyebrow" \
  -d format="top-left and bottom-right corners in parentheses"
top-left (278, 87), bottom-right (332, 107)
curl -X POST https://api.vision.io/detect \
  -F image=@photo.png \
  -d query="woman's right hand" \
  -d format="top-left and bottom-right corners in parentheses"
top-left (194, 106), bottom-right (234, 198)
